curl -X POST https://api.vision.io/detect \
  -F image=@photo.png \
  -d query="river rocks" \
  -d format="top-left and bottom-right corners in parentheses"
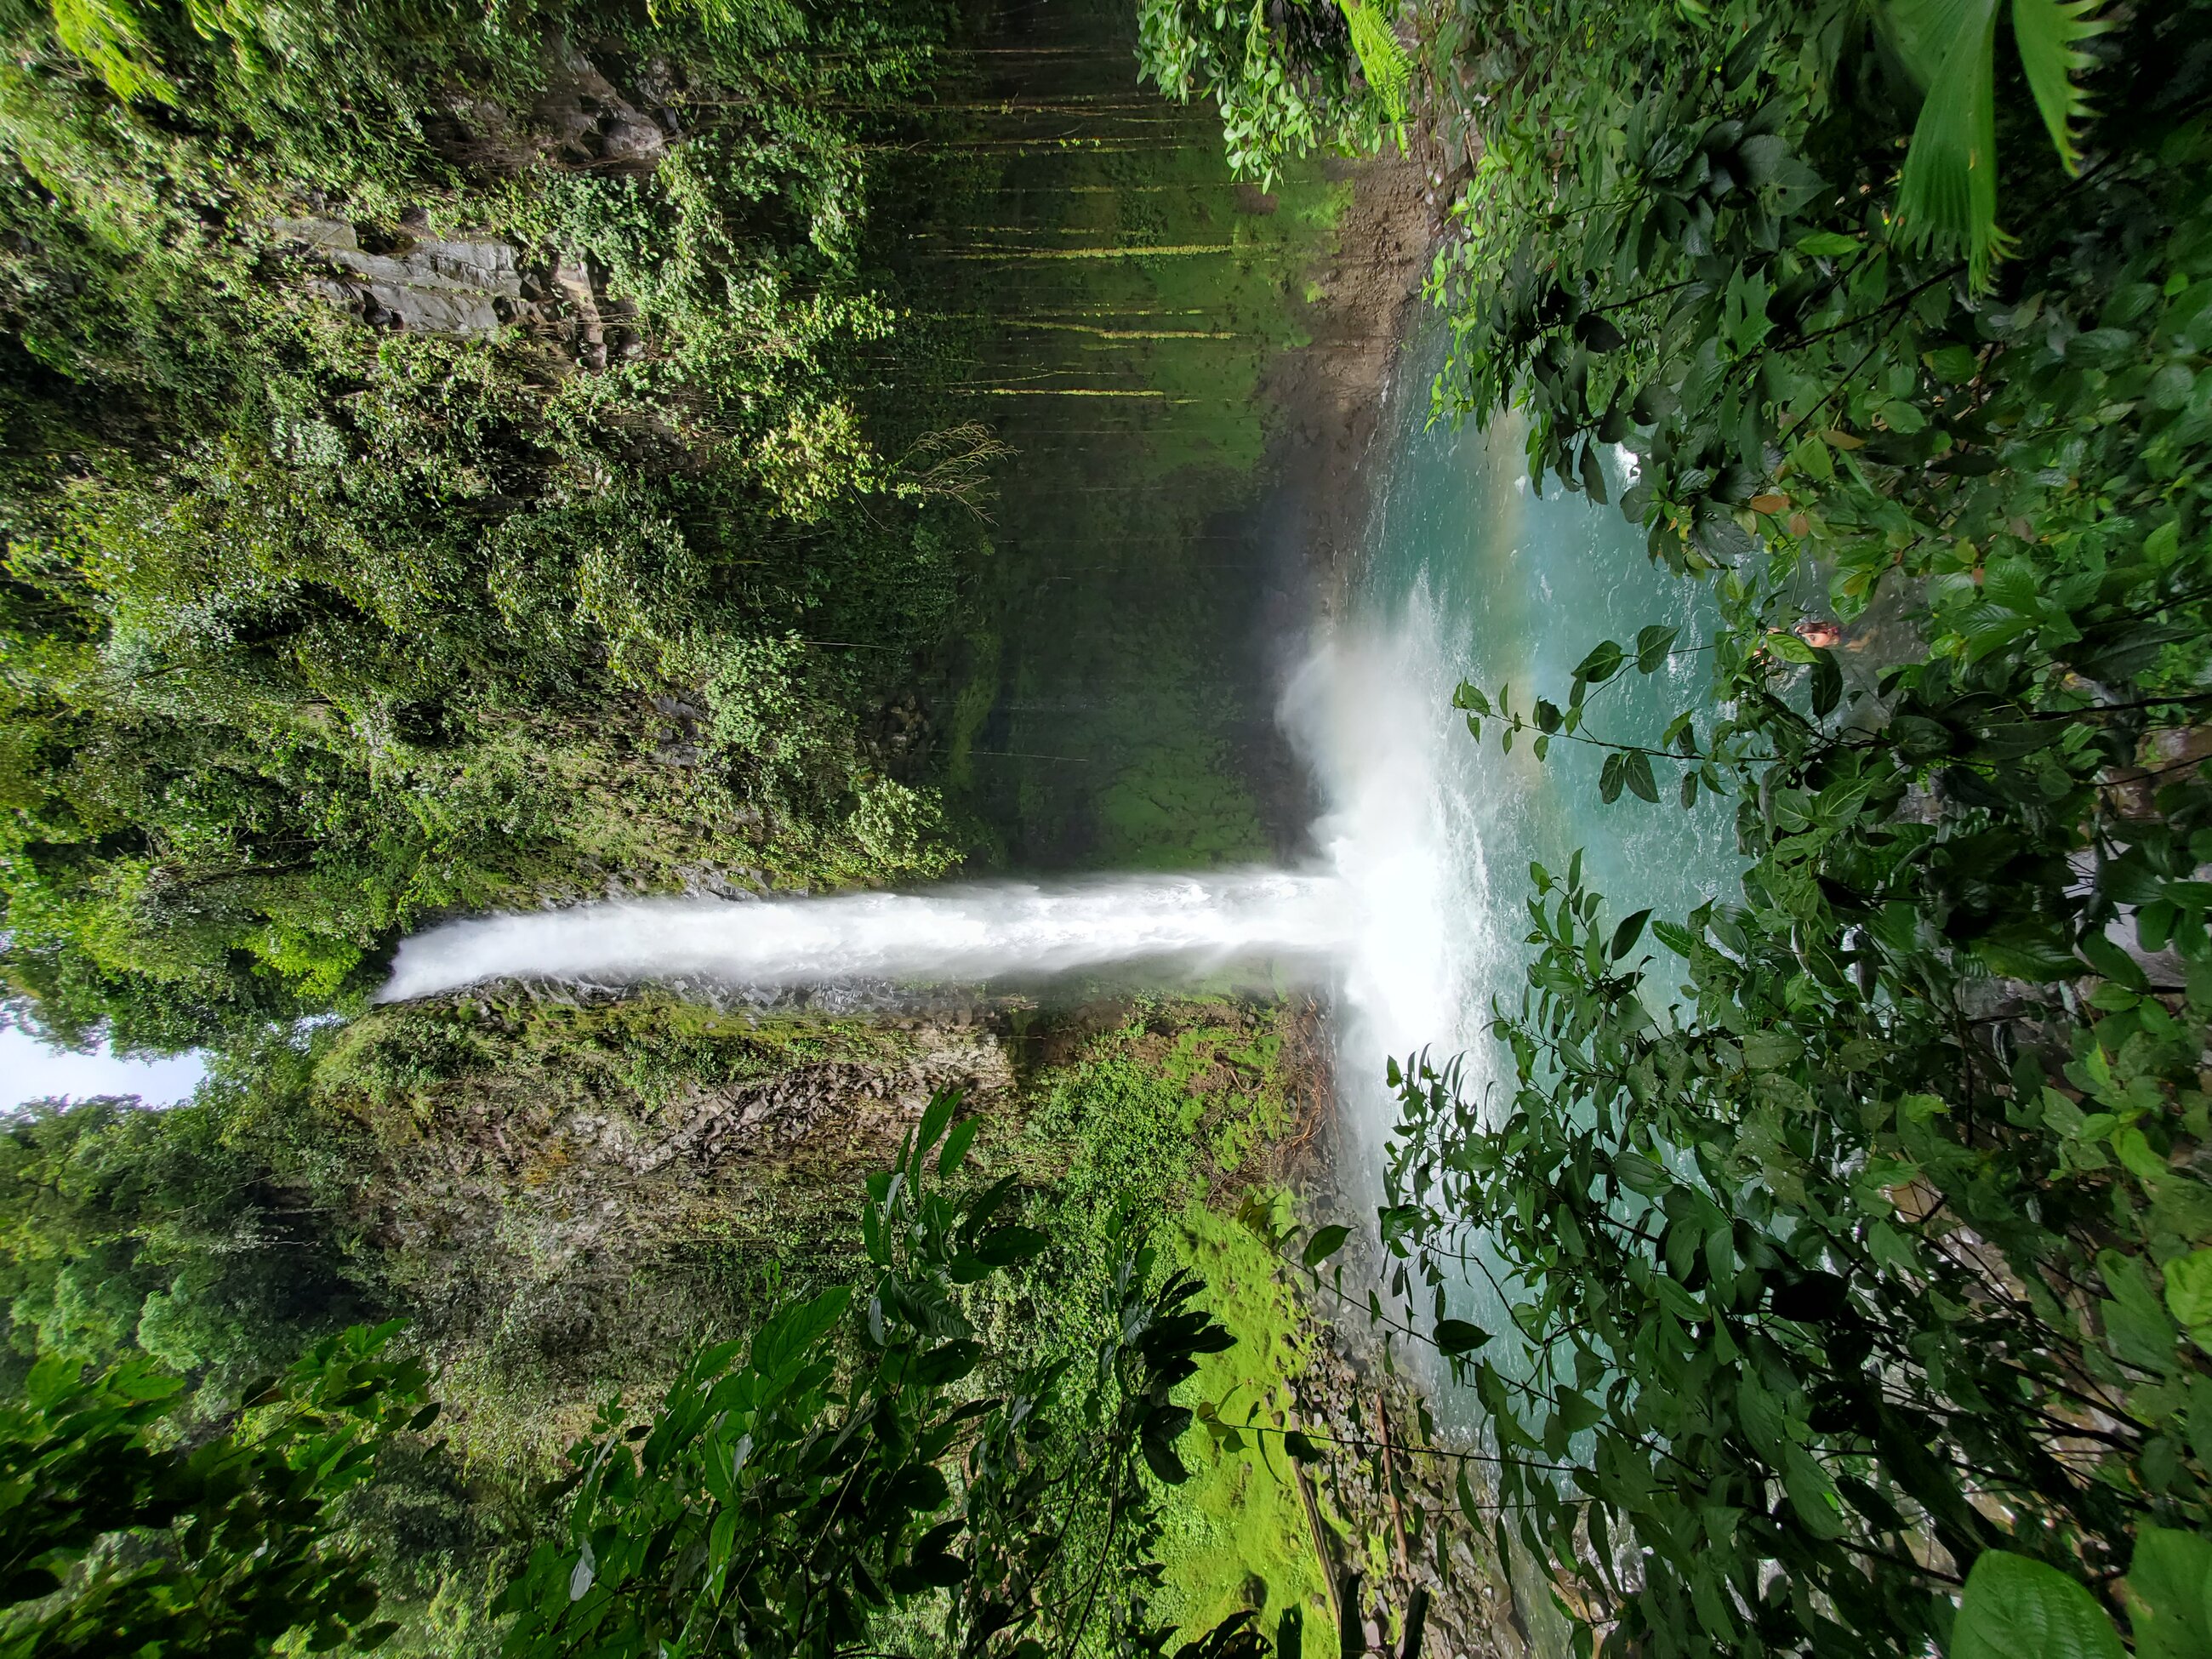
top-left (1293, 1321), bottom-right (1534, 1659)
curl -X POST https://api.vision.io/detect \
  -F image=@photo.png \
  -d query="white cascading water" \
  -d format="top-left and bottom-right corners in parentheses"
top-left (379, 869), bottom-right (1353, 1003)
top-left (376, 595), bottom-right (1486, 1076)
top-left (1280, 583), bottom-right (1506, 1196)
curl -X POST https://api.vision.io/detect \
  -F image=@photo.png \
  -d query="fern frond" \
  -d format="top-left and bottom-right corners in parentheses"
top-left (2011, 0), bottom-right (2107, 175)
top-left (1335, 0), bottom-right (1410, 124)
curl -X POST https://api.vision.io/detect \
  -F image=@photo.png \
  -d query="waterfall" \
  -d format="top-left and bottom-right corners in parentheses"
top-left (378, 869), bottom-right (1352, 1002)
top-left (376, 609), bottom-right (1482, 1023)
top-left (377, 605), bottom-right (1482, 1083)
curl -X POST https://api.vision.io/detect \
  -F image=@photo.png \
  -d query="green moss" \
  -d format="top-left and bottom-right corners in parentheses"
top-left (317, 995), bottom-right (913, 1115)
top-left (1152, 1198), bottom-right (1330, 1652)
top-left (996, 999), bottom-right (1325, 1648)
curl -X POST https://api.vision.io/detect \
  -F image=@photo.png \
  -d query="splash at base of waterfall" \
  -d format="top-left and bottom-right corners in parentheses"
top-left (378, 870), bottom-right (1351, 1003)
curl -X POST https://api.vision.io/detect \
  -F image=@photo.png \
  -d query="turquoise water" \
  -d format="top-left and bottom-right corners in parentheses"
top-left (1362, 347), bottom-right (1736, 955)
top-left (1279, 316), bottom-right (1749, 1653)
top-left (1303, 318), bottom-right (1742, 1401)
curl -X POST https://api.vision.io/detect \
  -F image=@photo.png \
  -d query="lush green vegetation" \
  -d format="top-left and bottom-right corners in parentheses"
top-left (0, 1109), bottom-right (1258, 1659)
top-left (0, 0), bottom-right (1367, 1653)
top-left (1135, 0), bottom-right (1407, 182)
top-left (51, 0), bottom-right (2212, 1650)
top-left (0, 993), bottom-right (1340, 1654)
top-left (1, 1323), bottom-right (435, 1658)
top-left (0, 0), bottom-right (984, 1052)
top-left (1138, 0), bottom-right (2212, 1652)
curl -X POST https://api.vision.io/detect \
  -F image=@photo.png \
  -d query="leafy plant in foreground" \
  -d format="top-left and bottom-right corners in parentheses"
top-left (1177, 0), bottom-right (2212, 1651)
top-left (494, 1087), bottom-right (1247, 1658)
top-left (0, 1322), bottom-right (431, 1658)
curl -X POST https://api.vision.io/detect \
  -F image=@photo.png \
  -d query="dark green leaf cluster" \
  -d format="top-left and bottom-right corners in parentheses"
top-left (493, 1088), bottom-right (1241, 1659)
top-left (0, 1321), bottom-right (430, 1658)
top-left (1314, 2), bottom-right (2212, 1652)
top-left (1383, 712), bottom-right (2212, 1658)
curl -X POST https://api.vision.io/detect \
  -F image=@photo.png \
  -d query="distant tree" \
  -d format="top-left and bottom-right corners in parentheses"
top-left (0, 1040), bottom-right (378, 1407)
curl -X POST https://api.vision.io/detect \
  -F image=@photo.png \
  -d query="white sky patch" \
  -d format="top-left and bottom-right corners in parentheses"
top-left (0, 1025), bottom-right (205, 1109)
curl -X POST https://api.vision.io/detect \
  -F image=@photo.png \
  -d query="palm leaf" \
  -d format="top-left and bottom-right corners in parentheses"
top-left (1336, 0), bottom-right (1411, 124)
top-left (2010, 0), bottom-right (2107, 175)
top-left (1887, 0), bottom-right (2010, 288)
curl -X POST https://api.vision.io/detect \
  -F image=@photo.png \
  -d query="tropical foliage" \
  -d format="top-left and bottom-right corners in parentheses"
top-left (1278, 0), bottom-right (2212, 1654)
top-left (0, 0), bottom-right (976, 1052)
top-left (0, 1322), bottom-right (432, 1659)
top-left (1134, 0), bottom-right (1407, 182)
top-left (497, 1088), bottom-right (1261, 1658)
top-left (4, 1097), bottom-right (1313, 1659)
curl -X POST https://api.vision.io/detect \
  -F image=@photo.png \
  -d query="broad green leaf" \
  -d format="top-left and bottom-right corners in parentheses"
top-left (914, 1340), bottom-right (982, 1388)
top-left (1952, 1550), bottom-right (2124, 1659)
top-left (1434, 1318), bottom-right (1490, 1354)
top-left (1302, 1224), bottom-right (1351, 1268)
top-left (1141, 1405), bottom-right (1194, 1484)
top-left (937, 1119), bottom-right (980, 1177)
top-left (1599, 753), bottom-right (1625, 804)
top-left (2098, 1249), bottom-right (2178, 1372)
top-left (1795, 231), bottom-right (1864, 257)
top-left (1782, 1442), bottom-right (1846, 1539)
top-left (1452, 681), bottom-right (1491, 715)
top-left (2124, 1526), bottom-right (2212, 1659)
top-left (895, 1550), bottom-right (970, 1590)
top-left (750, 1286), bottom-right (852, 1378)
top-left (2164, 1251), bottom-right (2212, 1351)
top-left (1614, 1151), bottom-right (1669, 1195)
top-left (1810, 650), bottom-right (1843, 717)
top-left (1635, 624), bottom-right (1679, 673)
top-left (1971, 923), bottom-right (2082, 981)
top-left (887, 1463), bottom-right (952, 1511)
top-left (1623, 749), bottom-right (1659, 803)
top-left (1576, 640), bottom-right (1626, 684)
top-left (1555, 1388), bottom-right (1603, 1434)
top-left (1765, 630), bottom-right (1818, 664)
top-left (2078, 931), bottom-right (2150, 992)
top-left (1611, 909), bottom-right (1652, 960)
top-left (972, 1225), bottom-right (1050, 1267)
top-left (915, 1089), bottom-right (958, 1165)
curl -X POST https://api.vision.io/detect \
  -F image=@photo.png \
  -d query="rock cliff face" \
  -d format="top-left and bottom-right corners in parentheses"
top-left (274, 40), bottom-right (668, 357)
top-left (322, 1001), bottom-right (1015, 1453)
top-left (281, 217), bottom-right (525, 337)
top-left (1295, 1325), bottom-right (1537, 1659)
top-left (275, 214), bottom-right (643, 370)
